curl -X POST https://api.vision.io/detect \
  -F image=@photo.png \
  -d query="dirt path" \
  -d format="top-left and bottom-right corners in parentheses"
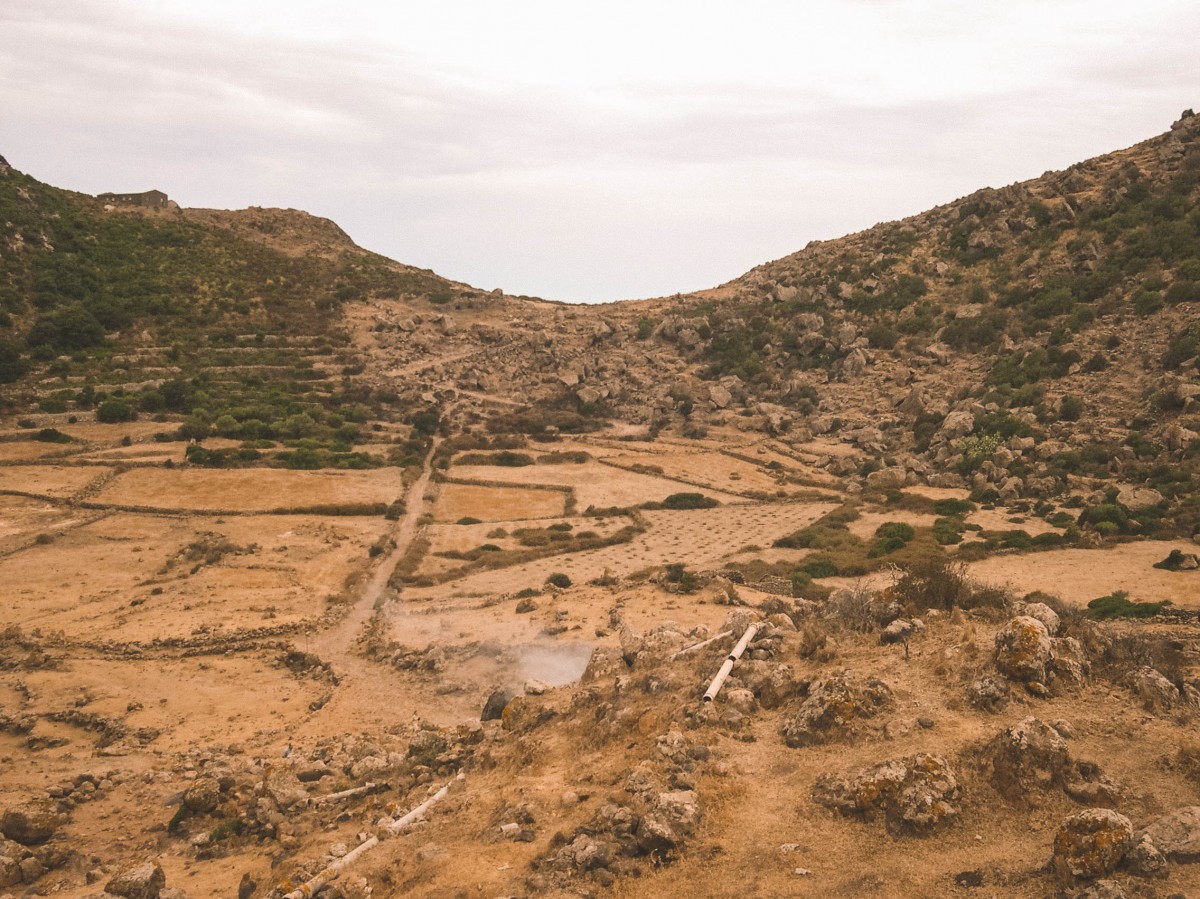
top-left (313, 436), bottom-right (441, 659)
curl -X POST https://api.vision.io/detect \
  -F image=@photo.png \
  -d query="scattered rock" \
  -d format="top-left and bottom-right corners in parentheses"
top-left (1137, 806), bottom-right (1200, 863)
top-left (781, 672), bottom-right (893, 748)
top-left (1052, 809), bottom-right (1132, 881)
top-left (1130, 666), bottom-right (1180, 714)
top-left (481, 687), bottom-right (518, 721)
top-left (969, 674), bottom-right (1009, 713)
top-left (812, 754), bottom-right (961, 834)
top-left (105, 862), bottom-right (167, 899)
top-left (0, 801), bottom-right (60, 845)
top-left (987, 717), bottom-right (1071, 800)
top-left (993, 616), bottom-right (1052, 683)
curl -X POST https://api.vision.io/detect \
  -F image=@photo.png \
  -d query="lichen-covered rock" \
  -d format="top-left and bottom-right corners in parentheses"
top-left (812, 753), bottom-right (961, 835)
top-left (105, 861), bottom-right (167, 899)
top-left (1137, 806), bottom-right (1200, 863)
top-left (638, 789), bottom-right (702, 855)
top-left (1017, 601), bottom-right (1061, 636)
top-left (1124, 833), bottom-right (1167, 877)
top-left (262, 766), bottom-right (309, 810)
top-left (1130, 666), bottom-right (1180, 714)
top-left (1049, 637), bottom-right (1089, 692)
top-left (1052, 808), bottom-right (1132, 881)
top-left (994, 616), bottom-right (1052, 683)
top-left (987, 717), bottom-right (1072, 799)
top-left (969, 674), bottom-right (1009, 713)
top-left (181, 777), bottom-right (221, 814)
top-left (781, 672), bottom-right (893, 748)
top-left (0, 801), bottom-right (60, 845)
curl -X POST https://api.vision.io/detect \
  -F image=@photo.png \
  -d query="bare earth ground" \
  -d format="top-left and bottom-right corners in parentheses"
top-left (0, 422), bottom-right (1198, 899)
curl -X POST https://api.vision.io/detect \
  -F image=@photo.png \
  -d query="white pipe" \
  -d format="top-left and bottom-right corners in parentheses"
top-left (702, 624), bottom-right (759, 702)
top-left (672, 630), bottom-right (733, 660)
top-left (280, 772), bottom-right (463, 899)
top-left (313, 783), bottom-right (380, 805)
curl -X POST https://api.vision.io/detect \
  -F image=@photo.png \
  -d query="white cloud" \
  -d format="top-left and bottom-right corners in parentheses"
top-left (1, 0), bottom-right (1198, 300)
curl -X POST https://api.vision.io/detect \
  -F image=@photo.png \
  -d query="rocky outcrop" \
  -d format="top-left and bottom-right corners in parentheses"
top-left (812, 754), bottom-right (961, 835)
top-left (1051, 809), bottom-right (1132, 881)
top-left (0, 801), bottom-right (60, 845)
top-left (986, 717), bottom-right (1072, 799)
top-left (105, 861), bottom-right (167, 899)
top-left (781, 672), bottom-right (893, 748)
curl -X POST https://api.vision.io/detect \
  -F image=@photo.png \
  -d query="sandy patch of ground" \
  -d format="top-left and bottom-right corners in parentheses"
top-left (0, 494), bottom-right (98, 552)
top-left (3, 512), bottom-right (388, 640)
top-left (966, 507), bottom-right (1059, 536)
top-left (76, 443), bottom-right (187, 464)
top-left (93, 467), bottom-right (403, 512)
top-left (0, 464), bottom-right (111, 499)
top-left (449, 461), bottom-right (745, 509)
top-left (599, 448), bottom-right (790, 496)
top-left (0, 440), bottom-right (85, 463)
top-left (967, 539), bottom-right (1200, 607)
top-left (434, 482), bottom-right (567, 522)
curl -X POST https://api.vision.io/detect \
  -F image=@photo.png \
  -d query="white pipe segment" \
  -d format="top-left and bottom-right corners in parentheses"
top-left (280, 772), bottom-right (463, 899)
top-left (702, 624), bottom-right (759, 702)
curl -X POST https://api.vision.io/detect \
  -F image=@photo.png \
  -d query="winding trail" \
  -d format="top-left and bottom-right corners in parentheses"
top-left (312, 434), bottom-right (441, 659)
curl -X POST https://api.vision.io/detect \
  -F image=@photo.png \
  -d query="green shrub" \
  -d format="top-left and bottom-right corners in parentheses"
top-left (657, 492), bottom-right (719, 510)
top-left (801, 558), bottom-right (839, 579)
top-left (1153, 549), bottom-right (1192, 570)
top-left (1086, 590), bottom-right (1168, 619)
top-left (457, 517), bottom-right (482, 525)
top-left (33, 428), bottom-right (72, 443)
top-left (96, 398), bottom-right (134, 423)
top-left (545, 572), bottom-right (572, 588)
top-left (933, 498), bottom-right (975, 517)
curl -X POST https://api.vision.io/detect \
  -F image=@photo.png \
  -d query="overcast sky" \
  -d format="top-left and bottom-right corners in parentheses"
top-left (2, 1), bottom-right (1198, 302)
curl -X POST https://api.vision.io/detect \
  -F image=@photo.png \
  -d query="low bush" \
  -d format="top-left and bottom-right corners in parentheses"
top-left (1086, 590), bottom-right (1168, 619)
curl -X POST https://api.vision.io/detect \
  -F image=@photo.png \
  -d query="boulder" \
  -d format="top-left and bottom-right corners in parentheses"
top-left (993, 616), bottom-right (1052, 683)
top-left (1137, 806), bottom-right (1200, 863)
top-left (880, 619), bottom-right (916, 645)
top-left (939, 410), bottom-right (975, 439)
top-left (1130, 666), bottom-right (1179, 714)
top-left (1052, 809), bottom-right (1132, 881)
top-left (481, 687), bottom-right (518, 721)
top-left (987, 717), bottom-right (1071, 799)
top-left (781, 672), bottom-right (893, 748)
top-left (105, 862), bottom-right (167, 899)
top-left (1017, 601), bottom-right (1061, 636)
top-left (0, 801), bottom-right (60, 845)
top-left (262, 767), bottom-right (309, 810)
top-left (812, 753), bottom-right (961, 834)
top-left (969, 674), bottom-right (1009, 713)
top-left (181, 777), bottom-right (221, 814)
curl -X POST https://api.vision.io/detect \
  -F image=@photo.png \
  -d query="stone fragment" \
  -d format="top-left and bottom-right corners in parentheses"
top-left (993, 616), bottom-right (1052, 683)
top-left (812, 753), bottom-right (961, 834)
top-left (0, 801), bottom-right (60, 845)
top-left (105, 862), bottom-right (167, 899)
top-left (781, 672), bottom-right (893, 748)
top-left (1052, 809), bottom-right (1132, 881)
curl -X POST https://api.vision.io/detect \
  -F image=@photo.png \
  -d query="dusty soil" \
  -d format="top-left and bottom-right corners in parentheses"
top-left (1, 422), bottom-right (1197, 899)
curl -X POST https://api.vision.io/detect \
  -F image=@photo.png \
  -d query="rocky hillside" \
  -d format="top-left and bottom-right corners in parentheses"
top-left (3, 112), bottom-right (1200, 524)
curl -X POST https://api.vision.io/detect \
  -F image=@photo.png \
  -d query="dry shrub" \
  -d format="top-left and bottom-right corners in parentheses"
top-left (892, 557), bottom-right (1011, 616)
top-left (1098, 633), bottom-right (1188, 687)
top-left (825, 584), bottom-right (876, 633)
top-left (796, 622), bottom-right (834, 661)
top-left (1177, 741), bottom-right (1200, 785)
